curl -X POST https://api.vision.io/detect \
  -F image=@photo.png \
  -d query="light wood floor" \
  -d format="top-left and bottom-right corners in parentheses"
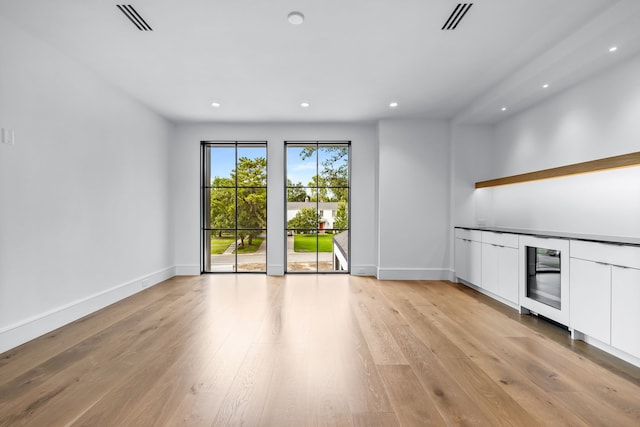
top-left (1, 275), bottom-right (639, 426)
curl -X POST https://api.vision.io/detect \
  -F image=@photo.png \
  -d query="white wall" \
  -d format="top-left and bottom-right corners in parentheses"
top-left (0, 17), bottom-right (174, 353)
top-left (484, 54), bottom-right (640, 237)
top-left (450, 124), bottom-right (494, 228)
top-left (170, 122), bottom-right (378, 276)
top-left (377, 119), bottom-right (451, 280)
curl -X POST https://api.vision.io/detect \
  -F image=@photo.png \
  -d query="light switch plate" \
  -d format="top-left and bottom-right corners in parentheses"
top-left (2, 129), bottom-right (15, 144)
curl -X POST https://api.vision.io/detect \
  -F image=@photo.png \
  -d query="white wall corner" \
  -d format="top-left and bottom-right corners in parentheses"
top-left (444, 268), bottom-right (456, 282)
top-left (0, 266), bottom-right (176, 354)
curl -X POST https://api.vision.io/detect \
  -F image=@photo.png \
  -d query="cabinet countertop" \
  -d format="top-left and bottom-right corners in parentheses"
top-left (455, 226), bottom-right (640, 247)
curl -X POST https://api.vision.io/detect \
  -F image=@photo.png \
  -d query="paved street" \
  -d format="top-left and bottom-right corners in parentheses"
top-left (208, 236), bottom-right (332, 271)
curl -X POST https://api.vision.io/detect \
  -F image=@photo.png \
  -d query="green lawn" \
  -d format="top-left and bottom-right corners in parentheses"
top-left (293, 234), bottom-right (333, 252)
top-left (211, 235), bottom-right (265, 254)
top-left (210, 235), bottom-right (236, 254)
top-left (235, 237), bottom-right (264, 254)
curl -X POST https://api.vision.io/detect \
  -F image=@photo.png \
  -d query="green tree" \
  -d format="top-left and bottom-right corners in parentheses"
top-left (210, 177), bottom-right (235, 237)
top-left (233, 157), bottom-right (266, 247)
top-left (235, 156), bottom-right (266, 187)
top-left (307, 175), bottom-right (328, 201)
top-left (287, 179), bottom-right (307, 201)
top-left (333, 201), bottom-right (348, 230)
top-left (300, 146), bottom-right (348, 201)
top-left (300, 146), bottom-right (348, 181)
top-left (287, 207), bottom-right (319, 231)
top-left (237, 187), bottom-right (266, 246)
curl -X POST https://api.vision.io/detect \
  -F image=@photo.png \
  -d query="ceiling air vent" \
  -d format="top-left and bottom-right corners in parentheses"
top-left (442, 3), bottom-right (473, 30)
top-left (117, 5), bottom-right (153, 31)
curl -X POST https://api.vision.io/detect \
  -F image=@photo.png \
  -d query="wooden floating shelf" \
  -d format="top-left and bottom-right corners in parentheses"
top-left (475, 151), bottom-right (640, 189)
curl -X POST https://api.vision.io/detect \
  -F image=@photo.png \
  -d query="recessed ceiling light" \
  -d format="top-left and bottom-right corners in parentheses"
top-left (288, 11), bottom-right (305, 25)
top-left (501, 107), bottom-right (507, 111)
top-left (389, 102), bottom-right (398, 108)
top-left (301, 102), bottom-right (309, 108)
top-left (211, 102), bottom-right (221, 108)
top-left (542, 83), bottom-right (549, 89)
top-left (609, 46), bottom-right (618, 52)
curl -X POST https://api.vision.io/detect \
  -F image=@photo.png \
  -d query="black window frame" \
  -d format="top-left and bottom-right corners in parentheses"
top-left (284, 140), bottom-right (351, 274)
top-left (201, 140), bottom-right (268, 274)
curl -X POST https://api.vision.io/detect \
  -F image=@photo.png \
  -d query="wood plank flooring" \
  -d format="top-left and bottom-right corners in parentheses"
top-left (1, 275), bottom-right (639, 426)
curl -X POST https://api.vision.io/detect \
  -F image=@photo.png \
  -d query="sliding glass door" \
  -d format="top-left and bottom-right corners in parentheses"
top-left (202, 142), bottom-right (267, 273)
top-left (286, 141), bottom-right (350, 273)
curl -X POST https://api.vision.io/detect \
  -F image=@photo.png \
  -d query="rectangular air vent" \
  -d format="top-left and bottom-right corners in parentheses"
top-left (117, 5), bottom-right (153, 31)
top-left (442, 3), bottom-right (473, 30)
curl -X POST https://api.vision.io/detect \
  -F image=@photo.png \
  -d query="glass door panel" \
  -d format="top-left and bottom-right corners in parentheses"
top-left (286, 230), bottom-right (318, 272)
top-left (237, 230), bottom-right (267, 272)
top-left (206, 230), bottom-right (236, 272)
top-left (285, 142), bottom-right (350, 273)
top-left (202, 142), bottom-right (267, 273)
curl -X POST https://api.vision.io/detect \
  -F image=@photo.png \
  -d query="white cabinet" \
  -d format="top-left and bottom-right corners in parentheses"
top-left (611, 266), bottom-right (640, 359)
top-left (454, 229), bottom-right (519, 304)
top-left (455, 229), bottom-right (482, 285)
top-left (570, 240), bottom-right (640, 360)
top-left (455, 237), bottom-right (468, 282)
top-left (469, 242), bottom-right (482, 285)
top-left (481, 242), bottom-right (499, 294)
top-left (481, 232), bottom-right (519, 304)
top-left (455, 228), bottom-right (640, 365)
top-left (570, 258), bottom-right (611, 344)
top-left (498, 247), bottom-right (519, 304)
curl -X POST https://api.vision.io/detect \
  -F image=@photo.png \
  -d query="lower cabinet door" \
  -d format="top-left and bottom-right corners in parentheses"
top-left (481, 243), bottom-right (498, 294)
top-left (498, 247), bottom-right (519, 304)
top-left (570, 258), bottom-right (611, 344)
top-left (611, 266), bottom-right (640, 359)
top-left (468, 240), bottom-right (482, 286)
top-left (454, 238), bottom-right (468, 282)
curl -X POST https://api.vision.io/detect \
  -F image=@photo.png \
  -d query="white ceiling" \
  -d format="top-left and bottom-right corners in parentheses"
top-left (2, 0), bottom-right (640, 124)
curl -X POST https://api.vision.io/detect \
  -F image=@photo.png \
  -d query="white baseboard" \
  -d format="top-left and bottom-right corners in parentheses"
top-left (572, 331), bottom-right (640, 369)
top-left (0, 266), bottom-right (175, 355)
top-left (376, 268), bottom-right (451, 281)
top-left (457, 278), bottom-right (520, 311)
top-left (175, 264), bottom-right (200, 275)
top-left (444, 268), bottom-right (455, 281)
top-left (350, 264), bottom-right (377, 276)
